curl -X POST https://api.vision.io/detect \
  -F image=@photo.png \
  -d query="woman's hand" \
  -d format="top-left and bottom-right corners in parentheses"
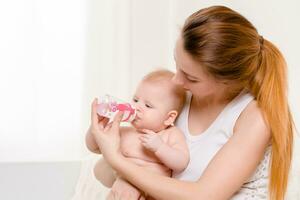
top-left (90, 98), bottom-right (123, 165)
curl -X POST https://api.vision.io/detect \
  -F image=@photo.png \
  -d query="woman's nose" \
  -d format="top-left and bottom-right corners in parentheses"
top-left (172, 73), bottom-right (184, 86)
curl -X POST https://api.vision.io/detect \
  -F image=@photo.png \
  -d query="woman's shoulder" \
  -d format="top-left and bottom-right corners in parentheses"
top-left (234, 99), bottom-right (271, 139)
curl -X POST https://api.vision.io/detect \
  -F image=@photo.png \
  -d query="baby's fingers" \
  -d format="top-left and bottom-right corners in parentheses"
top-left (139, 136), bottom-right (146, 142)
top-left (139, 135), bottom-right (151, 144)
top-left (141, 129), bottom-right (156, 135)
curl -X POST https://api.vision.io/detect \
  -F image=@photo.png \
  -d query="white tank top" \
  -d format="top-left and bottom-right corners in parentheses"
top-left (173, 91), bottom-right (271, 199)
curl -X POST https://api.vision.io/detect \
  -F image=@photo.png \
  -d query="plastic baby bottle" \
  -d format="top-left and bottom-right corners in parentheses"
top-left (96, 94), bottom-right (136, 122)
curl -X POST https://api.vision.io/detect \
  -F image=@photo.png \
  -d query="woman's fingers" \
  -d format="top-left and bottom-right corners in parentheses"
top-left (102, 111), bottom-right (123, 132)
top-left (99, 116), bottom-right (110, 130)
top-left (91, 98), bottom-right (99, 127)
top-left (139, 195), bottom-right (146, 200)
top-left (91, 98), bottom-right (110, 130)
top-left (101, 117), bottom-right (110, 126)
top-left (111, 111), bottom-right (124, 131)
top-left (104, 121), bottom-right (113, 132)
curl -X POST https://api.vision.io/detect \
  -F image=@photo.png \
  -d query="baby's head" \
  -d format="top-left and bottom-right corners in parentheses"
top-left (131, 69), bottom-right (186, 132)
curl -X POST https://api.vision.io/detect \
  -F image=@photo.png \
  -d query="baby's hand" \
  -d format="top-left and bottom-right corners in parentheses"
top-left (139, 129), bottom-right (163, 152)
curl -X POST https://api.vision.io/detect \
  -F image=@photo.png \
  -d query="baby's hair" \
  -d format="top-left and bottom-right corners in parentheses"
top-left (142, 69), bottom-right (186, 114)
top-left (142, 69), bottom-right (175, 82)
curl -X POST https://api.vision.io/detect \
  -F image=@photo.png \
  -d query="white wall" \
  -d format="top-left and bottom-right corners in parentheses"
top-left (0, 0), bottom-right (87, 162)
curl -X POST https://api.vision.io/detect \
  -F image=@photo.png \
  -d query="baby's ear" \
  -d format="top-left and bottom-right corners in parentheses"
top-left (164, 110), bottom-right (178, 126)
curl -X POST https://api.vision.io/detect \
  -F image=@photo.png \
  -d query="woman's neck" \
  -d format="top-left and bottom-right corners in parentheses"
top-left (193, 87), bottom-right (242, 110)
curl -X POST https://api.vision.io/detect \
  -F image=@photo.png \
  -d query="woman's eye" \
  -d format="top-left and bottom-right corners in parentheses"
top-left (187, 78), bottom-right (198, 83)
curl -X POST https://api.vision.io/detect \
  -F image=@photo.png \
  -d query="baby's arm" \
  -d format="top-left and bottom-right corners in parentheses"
top-left (94, 158), bottom-right (117, 187)
top-left (108, 176), bottom-right (145, 200)
top-left (140, 127), bottom-right (189, 173)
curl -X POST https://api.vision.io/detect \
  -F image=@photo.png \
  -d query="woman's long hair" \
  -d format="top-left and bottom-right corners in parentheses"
top-left (182, 5), bottom-right (294, 200)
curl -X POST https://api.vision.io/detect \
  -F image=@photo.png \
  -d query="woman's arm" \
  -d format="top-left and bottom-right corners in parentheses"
top-left (86, 126), bottom-right (102, 154)
top-left (108, 101), bottom-right (271, 200)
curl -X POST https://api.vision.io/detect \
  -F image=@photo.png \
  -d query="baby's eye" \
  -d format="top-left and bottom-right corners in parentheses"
top-left (145, 104), bottom-right (152, 108)
top-left (133, 98), bottom-right (138, 103)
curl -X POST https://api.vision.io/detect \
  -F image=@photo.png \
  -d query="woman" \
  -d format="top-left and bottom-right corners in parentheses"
top-left (89, 5), bottom-right (294, 200)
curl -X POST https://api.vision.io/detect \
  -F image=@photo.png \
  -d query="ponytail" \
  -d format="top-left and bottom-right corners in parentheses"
top-left (248, 38), bottom-right (294, 200)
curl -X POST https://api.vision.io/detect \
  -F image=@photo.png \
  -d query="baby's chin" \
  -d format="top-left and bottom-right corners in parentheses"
top-left (130, 119), bottom-right (152, 132)
top-left (130, 120), bottom-right (144, 131)
top-left (131, 120), bottom-right (165, 133)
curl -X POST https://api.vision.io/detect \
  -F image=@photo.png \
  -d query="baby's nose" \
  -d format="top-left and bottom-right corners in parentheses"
top-left (135, 105), bottom-right (142, 112)
top-left (132, 102), bottom-right (141, 112)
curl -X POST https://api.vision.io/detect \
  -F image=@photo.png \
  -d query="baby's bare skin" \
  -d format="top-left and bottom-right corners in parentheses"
top-left (107, 126), bottom-right (174, 200)
top-left (120, 126), bottom-right (172, 176)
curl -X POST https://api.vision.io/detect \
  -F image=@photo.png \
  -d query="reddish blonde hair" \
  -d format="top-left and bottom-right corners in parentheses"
top-left (182, 6), bottom-right (294, 199)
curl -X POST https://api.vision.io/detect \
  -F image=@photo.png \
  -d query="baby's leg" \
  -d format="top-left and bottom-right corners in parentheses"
top-left (106, 177), bottom-right (142, 200)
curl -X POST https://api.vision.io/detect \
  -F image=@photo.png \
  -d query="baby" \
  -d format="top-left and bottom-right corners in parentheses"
top-left (86, 69), bottom-right (189, 200)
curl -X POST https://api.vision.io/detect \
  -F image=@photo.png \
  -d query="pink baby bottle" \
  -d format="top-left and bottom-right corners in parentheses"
top-left (96, 94), bottom-right (136, 122)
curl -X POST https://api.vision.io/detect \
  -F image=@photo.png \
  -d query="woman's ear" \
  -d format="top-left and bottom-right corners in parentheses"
top-left (164, 110), bottom-right (178, 126)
